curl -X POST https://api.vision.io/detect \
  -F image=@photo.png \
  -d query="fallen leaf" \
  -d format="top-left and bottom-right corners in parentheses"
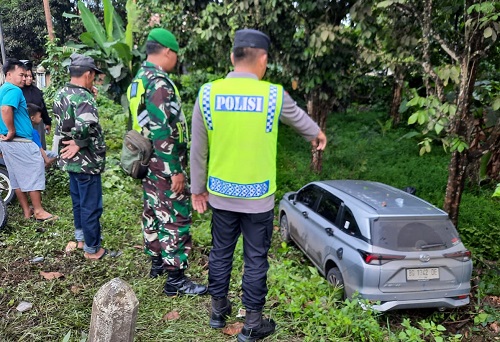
top-left (490, 322), bottom-right (499, 333)
top-left (162, 310), bottom-right (180, 321)
top-left (222, 322), bottom-right (244, 336)
top-left (70, 285), bottom-right (83, 294)
top-left (40, 271), bottom-right (64, 280)
top-left (273, 225), bottom-right (280, 231)
top-left (133, 245), bottom-right (143, 250)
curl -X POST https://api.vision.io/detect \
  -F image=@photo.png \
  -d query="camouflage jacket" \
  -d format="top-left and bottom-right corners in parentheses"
top-left (52, 83), bottom-right (106, 174)
top-left (130, 61), bottom-right (189, 177)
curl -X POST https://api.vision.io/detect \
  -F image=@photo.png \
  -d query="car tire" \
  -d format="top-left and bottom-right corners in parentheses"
top-left (0, 168), bottom-right (15, 204)
top-left (327, 267), bottom-right (344, 288)
top-left (280, 213), bottom-right (292, 243)
top-left (0, 198), bottom-right (8, 230)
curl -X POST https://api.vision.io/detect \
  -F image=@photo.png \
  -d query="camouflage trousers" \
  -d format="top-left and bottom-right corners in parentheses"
top-left (142, 171), bottom-right (192, 271)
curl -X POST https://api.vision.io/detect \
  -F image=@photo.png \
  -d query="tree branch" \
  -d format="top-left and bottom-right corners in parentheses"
top-left (431, 31), bottom-right (459, 61)
top-left (471, 41), bottom-right (494, 59)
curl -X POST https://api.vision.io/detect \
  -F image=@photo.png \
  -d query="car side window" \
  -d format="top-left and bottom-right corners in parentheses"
top-left (317, 192), bottom-right (341, 224)
top-left (341, 207), bottom-right (361, 238)
top-left (296, 185), bottom-right (321, 209)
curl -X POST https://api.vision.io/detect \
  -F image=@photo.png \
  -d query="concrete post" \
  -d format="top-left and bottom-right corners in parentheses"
top-left (88, 278), bottom-right (139, 342)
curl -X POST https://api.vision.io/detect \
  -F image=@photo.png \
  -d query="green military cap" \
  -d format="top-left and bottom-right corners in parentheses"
top-left (147, 28), bottom-right (179, 53)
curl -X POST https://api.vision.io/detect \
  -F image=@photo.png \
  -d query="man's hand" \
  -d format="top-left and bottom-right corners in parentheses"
top-left (45, 125), bottom-right (51, 134)
top-left (312, 130), bottom-right (327, 151)
top-left (192, 192), bottom-right (209, 214)
top-left (171, 173), bottom-right (185, 194)
top-left (0, 131), bottom-right (15, 141)
top-left (60, 140), bottom-right (80, 159)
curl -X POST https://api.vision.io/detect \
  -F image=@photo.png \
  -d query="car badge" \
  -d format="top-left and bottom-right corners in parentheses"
top-left (419, 254), bottom-right (431, 262)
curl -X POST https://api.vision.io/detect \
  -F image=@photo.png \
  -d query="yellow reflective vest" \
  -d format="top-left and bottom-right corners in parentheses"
top-left (199, 78), bottom-right (283, 199)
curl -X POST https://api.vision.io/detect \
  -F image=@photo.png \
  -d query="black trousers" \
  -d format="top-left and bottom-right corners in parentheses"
top-left (209, 207), bottom-right (274, 311)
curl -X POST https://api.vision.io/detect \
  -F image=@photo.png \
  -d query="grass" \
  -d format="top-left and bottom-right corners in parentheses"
top-left (0, 100), bottom-right (499, 341)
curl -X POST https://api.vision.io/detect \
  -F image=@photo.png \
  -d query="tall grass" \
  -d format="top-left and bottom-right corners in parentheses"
top-left (0, 101), bottom-right (498, 341)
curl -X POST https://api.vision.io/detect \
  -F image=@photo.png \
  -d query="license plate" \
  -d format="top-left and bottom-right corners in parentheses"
top-left (406, 268), bottom-right (439, 281)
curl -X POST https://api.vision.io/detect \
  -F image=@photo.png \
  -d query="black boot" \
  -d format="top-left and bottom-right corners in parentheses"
top-left (149, 255), bottom-right (166, 278)
top-left (209, 296), bottom-right (232, 329)
top-left (163, 270), bottom-right (208, 296)
top-left (237, 309), bottom-right (276, 342)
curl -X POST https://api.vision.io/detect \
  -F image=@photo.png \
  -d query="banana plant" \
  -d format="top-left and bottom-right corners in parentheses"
top-left (63, 0), bottom-right (141, 99)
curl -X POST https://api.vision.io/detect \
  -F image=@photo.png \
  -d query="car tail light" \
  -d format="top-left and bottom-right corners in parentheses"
top-left (443, 250), bottom-right (471, 262)
top-left (358, 250), bottom-right (406, 265)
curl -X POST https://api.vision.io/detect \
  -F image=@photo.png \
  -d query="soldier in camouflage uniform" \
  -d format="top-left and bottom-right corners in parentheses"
top-left (127, 28), bottom-right (207, 296)
top-left (53, 53), bottom-right (108, 260)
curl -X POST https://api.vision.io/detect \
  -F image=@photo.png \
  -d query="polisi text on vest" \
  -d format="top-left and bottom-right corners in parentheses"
top-left (215, 95), bottom-right (264, 112)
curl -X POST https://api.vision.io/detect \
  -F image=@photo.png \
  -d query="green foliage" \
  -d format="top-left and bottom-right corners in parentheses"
top-left (478, 268), bottom-right (500, 296)
top-left (170, 70), bottom-right (224, 122)
top-left (0, 0), bottom-right (47, 60)
top-left (41, 37), bottom-right (75, 104)
top-left (0, 104), bottom-right (498, 340)
top-left (60, 0), bottom-right (142, 102)
top-left (268, 254), bottom-right (385, 341)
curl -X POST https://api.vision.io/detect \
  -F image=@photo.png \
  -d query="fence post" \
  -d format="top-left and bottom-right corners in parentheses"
top-left (88, 278), bottom-right (139, 342)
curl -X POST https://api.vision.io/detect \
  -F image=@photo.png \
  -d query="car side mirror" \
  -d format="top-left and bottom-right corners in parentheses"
top-left (290, 193), bottom-right (297, 205)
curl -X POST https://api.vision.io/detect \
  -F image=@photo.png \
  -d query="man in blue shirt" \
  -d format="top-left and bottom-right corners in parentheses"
top-left (0, 59), bottom-right (56, 221)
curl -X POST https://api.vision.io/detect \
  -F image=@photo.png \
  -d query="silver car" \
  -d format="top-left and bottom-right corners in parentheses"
top-left (278, 180), bottom-right (472, 311)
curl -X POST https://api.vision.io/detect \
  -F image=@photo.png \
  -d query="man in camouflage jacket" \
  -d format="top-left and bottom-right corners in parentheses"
top-left (53, 53), bottom-right (108, 260)
top-left (127, 28), bottom-right (207, 296)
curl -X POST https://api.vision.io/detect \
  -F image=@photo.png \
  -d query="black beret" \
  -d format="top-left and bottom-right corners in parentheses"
top-left (233, 29), bottom-right (270, 52)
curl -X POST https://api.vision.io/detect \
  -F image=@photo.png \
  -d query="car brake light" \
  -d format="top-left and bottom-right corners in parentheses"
top-left (358, 250), bottom-right (406, 265)
top-left (443, 250), bottom-right (471, 262)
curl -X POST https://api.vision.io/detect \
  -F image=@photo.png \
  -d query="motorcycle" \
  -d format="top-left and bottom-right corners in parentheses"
top-left (0, 157), bottom-right (14, 204)
top-left (0, 157), bottom-right (11, 230)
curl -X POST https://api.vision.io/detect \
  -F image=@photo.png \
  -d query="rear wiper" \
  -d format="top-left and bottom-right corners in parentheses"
top-left (420, 243), bottom-right (446, 249)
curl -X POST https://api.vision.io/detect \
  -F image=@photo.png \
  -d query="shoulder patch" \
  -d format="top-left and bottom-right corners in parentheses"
top-left (130, 82), bottom-right (139, 98)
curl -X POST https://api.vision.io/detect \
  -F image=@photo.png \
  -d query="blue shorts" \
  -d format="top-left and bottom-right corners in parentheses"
top-left (0, 140), bottom-right (45, 191)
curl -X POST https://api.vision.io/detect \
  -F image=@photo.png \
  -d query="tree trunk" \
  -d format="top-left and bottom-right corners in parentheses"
top-left (444, 151), bottom-right (469, 226)
top-left (307, 88), bottom-right (331, 173)
top-left (43, 0), bottom-right (55, 41)
top-left (443, 46), bottom-right (479, 226)
top-left (389, 65), bottom-right (405, 126)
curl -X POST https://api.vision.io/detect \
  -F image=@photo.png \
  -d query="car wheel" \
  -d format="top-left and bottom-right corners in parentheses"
top-left (0, 198), bottom-right (8, 230)
top-left (327, 267), bottom-right (344, 288)
top-left (0, 168), bottom-right (15, 204)
top-left (280, 213), bottom-right (292, 243)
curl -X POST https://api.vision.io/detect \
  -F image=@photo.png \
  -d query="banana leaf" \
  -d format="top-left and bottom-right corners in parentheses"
top-left (77, 1), bottom-right (108, 55)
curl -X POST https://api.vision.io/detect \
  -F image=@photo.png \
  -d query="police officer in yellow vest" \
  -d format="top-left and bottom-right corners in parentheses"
top-left (190, 29), bottom-right (327, 341)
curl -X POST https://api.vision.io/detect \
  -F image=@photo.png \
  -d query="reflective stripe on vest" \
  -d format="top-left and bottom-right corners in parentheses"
top-left (127, 79), bottom-right (148, 133)
top-left (127, 75), bottom-right (189, 145)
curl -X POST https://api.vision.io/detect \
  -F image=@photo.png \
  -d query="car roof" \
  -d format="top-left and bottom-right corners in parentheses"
top-left (315, 180), bottom-right (448, 218)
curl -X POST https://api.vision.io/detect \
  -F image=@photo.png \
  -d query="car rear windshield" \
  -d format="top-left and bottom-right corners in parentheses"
top-left (371, 218), bottom-right (461, 251)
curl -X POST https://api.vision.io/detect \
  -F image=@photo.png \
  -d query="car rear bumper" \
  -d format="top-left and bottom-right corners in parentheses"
top-left (370, 296), bottom-right (469, 312)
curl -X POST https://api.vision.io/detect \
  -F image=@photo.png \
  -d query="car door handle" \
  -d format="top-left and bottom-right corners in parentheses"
top-left (325, 227), bottom-right (334, 236)
top-left (302, 211), bottom-right (308, 218)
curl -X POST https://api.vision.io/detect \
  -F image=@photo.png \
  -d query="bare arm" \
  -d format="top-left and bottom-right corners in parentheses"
top-left (1, 106), bottom-right (16, 141)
